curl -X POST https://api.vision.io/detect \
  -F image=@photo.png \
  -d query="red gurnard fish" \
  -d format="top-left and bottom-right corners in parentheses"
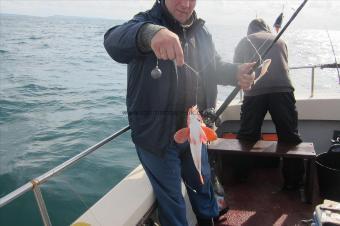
top-left (174, 105), bottom-right (217, 184)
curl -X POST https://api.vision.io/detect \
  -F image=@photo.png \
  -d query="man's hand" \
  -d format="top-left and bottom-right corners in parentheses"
top-left (150, 28), bottom-right (184, 66)
top-left (237, 62), bottom-right (256, 91)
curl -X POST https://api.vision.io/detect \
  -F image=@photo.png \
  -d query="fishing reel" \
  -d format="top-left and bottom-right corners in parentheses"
top-left (201, 108), bottom-right (221, 128)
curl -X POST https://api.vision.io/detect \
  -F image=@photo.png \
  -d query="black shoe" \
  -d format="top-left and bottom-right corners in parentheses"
top-left (282, 182), bottom-right (302, 191)
top-left (197, 218), bottom-right (214, 226)
top-left (213, 206), bottom-right (229, 222)
top-left (282, 184), bottom-right (298, 191)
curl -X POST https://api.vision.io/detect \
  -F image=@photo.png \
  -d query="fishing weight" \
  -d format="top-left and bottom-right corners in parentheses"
top-left (151, 65), bottom-right (162, 79)
top-left (151, 58), bottom-right (162, 79)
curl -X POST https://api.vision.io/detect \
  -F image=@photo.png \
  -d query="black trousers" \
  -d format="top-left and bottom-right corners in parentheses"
top-left (237, 92), bottom-right (304, 187)
top-left (237, 92), bottom-right (302, 144)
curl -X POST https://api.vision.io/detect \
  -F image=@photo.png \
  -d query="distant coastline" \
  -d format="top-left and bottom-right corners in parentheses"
top-left (0, 13), bottom-right (119, 22)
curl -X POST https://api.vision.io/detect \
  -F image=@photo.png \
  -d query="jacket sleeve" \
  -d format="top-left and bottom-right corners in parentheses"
top-left (233, 39), bottom-right (246, 64)
top-left (103, 12), bottom-right (153, 64)
top-left (214, 48), bottom-right (239, 86)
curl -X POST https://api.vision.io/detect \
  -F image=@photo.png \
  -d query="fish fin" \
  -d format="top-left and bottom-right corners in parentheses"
top-left (174, 128), bottom-right (189, 144)
top-left (198, 127), bottom-right (207, 144)
top-left (199, 174), bottom-right (204, 184)
top-left (202, 127), bottom-right (218, 141)
top-left (200, 134), bottom-right (207, 144)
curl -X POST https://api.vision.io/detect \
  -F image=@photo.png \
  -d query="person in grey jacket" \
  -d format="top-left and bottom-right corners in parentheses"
top-left (233, 18), bottom-right (304, 190)
top-left (104, 0), bottom-right (255, 225)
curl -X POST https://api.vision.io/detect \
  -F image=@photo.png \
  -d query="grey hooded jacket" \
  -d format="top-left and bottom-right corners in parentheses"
top-left (234, 18), bottom-right (294, 96)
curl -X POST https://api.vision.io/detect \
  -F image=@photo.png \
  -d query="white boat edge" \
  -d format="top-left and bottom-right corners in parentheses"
top-left (72, 96), bottom-right (340, 226)
top-left (219, 96), bottom-right (340, 121)
top-left (72, 165), bottom-right (197, 226)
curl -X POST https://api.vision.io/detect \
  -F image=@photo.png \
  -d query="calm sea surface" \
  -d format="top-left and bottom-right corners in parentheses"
top-left (1, 3), bottom-right (340, 225)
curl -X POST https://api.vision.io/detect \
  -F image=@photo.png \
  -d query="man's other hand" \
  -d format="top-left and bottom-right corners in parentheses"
top-left (237, 62), bottom-right (256, 91)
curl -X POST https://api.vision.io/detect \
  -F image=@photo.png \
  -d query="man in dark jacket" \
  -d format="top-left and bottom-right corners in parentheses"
top-left (104, 1), bottom-right (255, 225)
top-left (233, 18), bottom-right (304, 190)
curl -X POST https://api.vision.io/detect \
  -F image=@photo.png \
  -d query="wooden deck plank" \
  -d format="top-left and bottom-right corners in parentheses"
top-left (208, 138), bottom-right (316, 158)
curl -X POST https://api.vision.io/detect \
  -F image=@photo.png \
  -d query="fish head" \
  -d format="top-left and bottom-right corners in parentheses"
top-left (187, 105), bottom-right (203, 127)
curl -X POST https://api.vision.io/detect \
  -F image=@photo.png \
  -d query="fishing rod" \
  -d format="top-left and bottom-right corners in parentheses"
top-left (213, 0), bottom-right (309, 127)
top-left (326, 30), bottom-right (340, 84)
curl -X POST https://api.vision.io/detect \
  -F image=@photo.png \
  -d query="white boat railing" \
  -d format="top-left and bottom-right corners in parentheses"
top-left (0, 125), bottom-right (130, 226)
top-left (238, 63), bottom-right (340, 100)
top-left (290, 63), bottom-right (339, 98)
top-left (0, 63), bottom-right (339, 226)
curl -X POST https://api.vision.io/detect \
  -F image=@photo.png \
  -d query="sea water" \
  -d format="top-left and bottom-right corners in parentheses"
top-left (1, 2), bottom-right (339, 225)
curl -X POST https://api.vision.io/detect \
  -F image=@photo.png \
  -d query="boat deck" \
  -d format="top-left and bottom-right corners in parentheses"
top-left (208, 138), bottom-right (320, 225)
top-left (215, 167), bottom-right (319, 226)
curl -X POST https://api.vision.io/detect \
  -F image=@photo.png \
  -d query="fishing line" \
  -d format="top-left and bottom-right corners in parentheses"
top-left (195, 70), bottom-right (199, 106)
top-left (247, 36), bottom-right (263, 64)
top-left (183, 37), bottom-right (199, 106)
top-left (184, 62), bottom-right (199, 76)
top-left (246, 36), bottom-right (272, 67)
top-left (151, 56), bottom-right (211, 109)
top-left (64, 179), bottom-right (103, 226)
top-left (182, 62), bottom-right (200, 106)
top-left (243, 34), bottom-right (272, 80)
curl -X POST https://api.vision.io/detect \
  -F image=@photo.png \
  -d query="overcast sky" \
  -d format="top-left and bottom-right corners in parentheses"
top-left (1, 0), bottom-right (339, 29)
top-left (1, 0), bottom-right (153, 19)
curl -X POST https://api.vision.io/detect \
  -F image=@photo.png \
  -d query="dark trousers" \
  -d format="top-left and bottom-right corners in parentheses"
top-left (136, 141), bottom-right (218, 226)
top-left (237, 92), bottom-right (304, 187)
top-left (237, 92), bottom-right (301, 144)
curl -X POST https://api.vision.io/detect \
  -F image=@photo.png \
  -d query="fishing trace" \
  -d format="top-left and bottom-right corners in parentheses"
top-left (152, 50), bottom-right (217, 107)
top-left (63, 179), bottom-right (103, 226)
top-left (245, 36), bottom-right (272, 85)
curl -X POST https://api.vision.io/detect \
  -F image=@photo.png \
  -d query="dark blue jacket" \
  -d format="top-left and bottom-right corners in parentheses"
top-left (104, 1), bottom-right (238, 155)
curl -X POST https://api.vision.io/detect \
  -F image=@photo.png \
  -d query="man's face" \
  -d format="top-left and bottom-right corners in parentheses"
top-left (165, 0), bottom-right (196, 24)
